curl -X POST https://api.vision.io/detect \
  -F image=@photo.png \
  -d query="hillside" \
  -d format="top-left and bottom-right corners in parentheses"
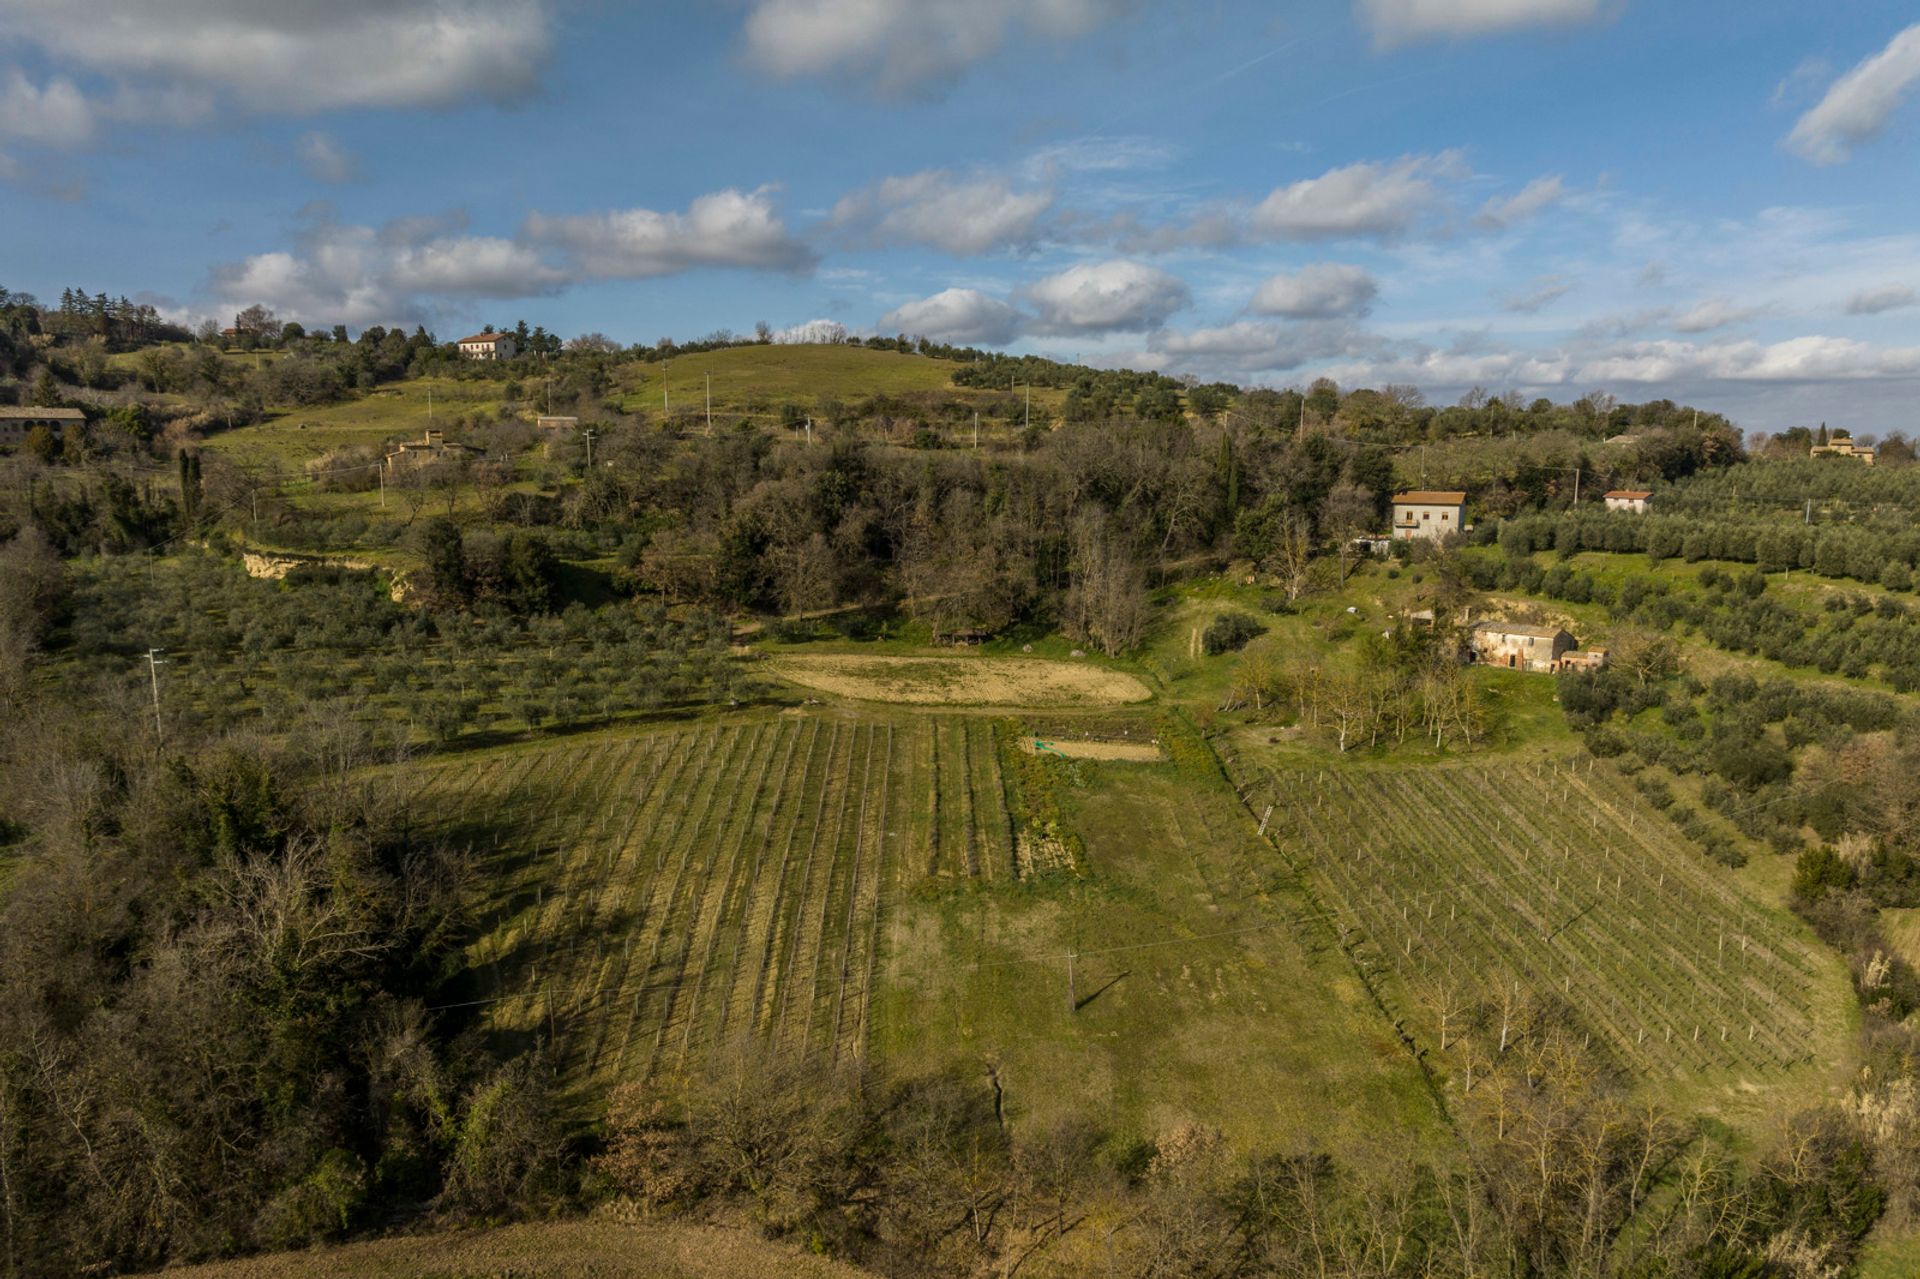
top-left (156, 1219), bottom-right (874, 1278)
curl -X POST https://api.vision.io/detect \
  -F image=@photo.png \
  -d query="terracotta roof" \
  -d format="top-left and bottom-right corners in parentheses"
top-left (1604, 489), bottom-right (1653, 500)
top-left (1393, 490), bottom-right (1466, 504)
top-left (458, 332), bottom-right (510, 345)
top-left (0, 406), bottom-right (84, 420)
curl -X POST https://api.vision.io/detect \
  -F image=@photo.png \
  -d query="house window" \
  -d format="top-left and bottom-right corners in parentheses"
top-left (1440, 512), bottom-right (1449, 521)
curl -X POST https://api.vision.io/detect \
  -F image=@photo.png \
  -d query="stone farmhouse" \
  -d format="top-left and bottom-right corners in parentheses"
top-left (383, 429), bottom-right (482, 470)
top-left (1391, 490), bottom-right (1467, 541)
top-left (0, 405), bottom-right (85, 447)
top-left (1604, 488), bottom-right (1652, 513)
top-left (1810, 434), bottom-right (1875, 465)
top-left (457, 331), bottom-right (517, 360)
top-left (1466, 620), bottom-right (1608, 673)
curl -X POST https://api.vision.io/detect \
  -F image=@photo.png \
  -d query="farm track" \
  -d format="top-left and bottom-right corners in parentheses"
top-left (438, 716), bottom-right (907, 1100)
top-left (1217, 747), bottom-right (1827, 1080)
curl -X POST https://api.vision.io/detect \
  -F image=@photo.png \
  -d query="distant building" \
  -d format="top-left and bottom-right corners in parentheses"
top-left (535, 415), bottom-right (579, 432)
top-left (1604, 489), bottom-right (1653, 513)
top-left (383, 429), bottom-right (482, 469)
top-left (1559, 647), bottom-right (1610, 673)
top-left (457, 331), bottom-right (517, 361)
top-left (0, 405), bottom-right (85, 447)
top-left (1467, 620), bottom-right (1576, 672)
top-left (1392, 490), bottom-right (1467, 541)
top-left (1811, 434), bottom-right (1875, 465)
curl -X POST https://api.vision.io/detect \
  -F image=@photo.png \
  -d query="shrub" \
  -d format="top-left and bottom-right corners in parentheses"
top-left (1202, 611), bottom-right (1264, 655)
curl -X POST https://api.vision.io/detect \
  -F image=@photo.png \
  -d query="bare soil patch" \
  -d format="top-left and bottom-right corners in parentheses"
top-left (1021, 736), bottom-right (1164, 761)
top-left (771, 654), bottom-right (1152, 707)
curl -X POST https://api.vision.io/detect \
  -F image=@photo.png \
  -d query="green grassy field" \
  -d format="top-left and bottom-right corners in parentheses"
top-left (408, 706), bottom-right (1447, 1151)
top-left (1214, 743), bottom-right (1855, 1128)
top-left (203, 376), bottom-right (507, 467)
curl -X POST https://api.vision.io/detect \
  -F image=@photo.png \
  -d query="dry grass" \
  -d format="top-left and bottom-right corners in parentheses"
top-left (770, 654), bottom-right (1153, 707)
top-left (154, 1218), bottom-right (873, 1278)
top-left (1021, 736), bottom-right (1164, 761)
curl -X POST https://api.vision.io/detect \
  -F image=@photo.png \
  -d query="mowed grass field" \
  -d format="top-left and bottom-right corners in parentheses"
top-left (409, 708), bottom-right (1448, 1150)
top-left (203, 377), bottom-right (507, 467)
top-left (1215, 742), bottom-right (1855, 1124)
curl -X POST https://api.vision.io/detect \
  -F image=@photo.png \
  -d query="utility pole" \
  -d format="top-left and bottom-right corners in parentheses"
top-left (427, 385), bottom-right (433, 426)
top-left (1066, 950), bottom-right (1077, 1014)
top-left (804, 416), bottom-right (813, 446)
top-left (1573, 467), bottom-right (1580, 505)
top-left (145, 648), bottom-right (166, 743)
top-left (378, 463), bottom-right (385, 508)
top-left (1804, 497), bottom-right (1812, 525)
top-left (973, 410), bottom-right (979, 448)
top-left (582, 428), bottom-right (597, 469)
top-left (705, 373), bottom-right (712, 435)
top-left (1024, 383), bottom-right (1030, 431)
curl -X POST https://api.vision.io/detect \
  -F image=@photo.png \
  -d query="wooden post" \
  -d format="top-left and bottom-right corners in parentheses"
top-left (1067, 951), bottom-right (1077, 1013)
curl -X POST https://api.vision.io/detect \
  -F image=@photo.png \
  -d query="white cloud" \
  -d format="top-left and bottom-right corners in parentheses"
top-left (1023, 259), bottom-right (1189, 335)
top-left (1358, 0), bottom-right (1610, 46)
top-left (830, 170), bottom-right (1053, 254)
top-left (1474, 174), bottom-right (1565, 228)
top-left (523, 188), bottom-right (816, 279)
top-left (880, 288), bottom-right (1026, 344)
top-left (0, 69), bottom-right (94, 146)
top-left (1575, 336), bottom-right (1920, 383)
top-left (296, 131), bottom-right (359, 184)
top-left (775, 318), bottom-right (850, 344)
top-left (1502, 276), bottom-right (1574, 313)
top-left (1785, 23), bottom-right (1920, 164)
top-left (1250, 153), bottom-right (1464, 241)
top-left (0, 0), bottom-right (552, 114)
top-left (1669, 298), bottom-right (1763, 333)
top-left (1143, 319), bottom-right (1387, 377)
top-left (1847, 284), bottom-right (1917, 315)
top-left (741, 0), bottom-right (1126, 95)
top-left (1249, 263), bottom-right (1379, 318)
top-left (209, 215), bottom-right (567, 328)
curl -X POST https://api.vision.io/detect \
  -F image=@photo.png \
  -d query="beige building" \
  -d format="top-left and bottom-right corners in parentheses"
top-left (383, 429), bottom-right (482, 469)
top-left (1603, 488), bottom-right (1652, 513)
top-left (1392, 490), bottom-right (1467, 541)
top-left (0, 405), bottom-right (85, 447)
top-left (535, 415), bottom-right (579, 432)
top-left (1467, 620), bottom-right (1575, 672)
top-left (1811, 434), bottom-right (1875, 465)
top-left (457, 331), bottom-right (517, 360)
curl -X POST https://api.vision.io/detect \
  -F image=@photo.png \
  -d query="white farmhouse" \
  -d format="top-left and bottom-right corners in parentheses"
top-left (457, 331), bottom-right (517, 361)
top-left (1603, 488), bottom-right (1652, 513)
top-left (1391, 490), bottom-right (1467, 541)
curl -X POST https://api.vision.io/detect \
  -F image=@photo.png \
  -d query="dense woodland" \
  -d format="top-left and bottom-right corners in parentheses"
top-left (6, 290), bottom-right (1920, 1275)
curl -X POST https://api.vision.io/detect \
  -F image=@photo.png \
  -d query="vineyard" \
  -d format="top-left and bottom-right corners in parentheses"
top-left (1217, 744), bottom-right (1844, 1084)
top-left (412, 713), bottom-right (1026, 1097)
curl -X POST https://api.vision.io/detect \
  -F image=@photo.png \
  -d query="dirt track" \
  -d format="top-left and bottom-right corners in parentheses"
top-left (770, 654), bottom-right (1153, 707)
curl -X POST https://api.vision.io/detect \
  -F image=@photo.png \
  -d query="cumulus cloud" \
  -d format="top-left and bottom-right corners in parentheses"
top-left (1669, 298), bottom-right (1764, 333)
top-left (0, 69), bottom-right (94, 146)
top-left (1249, 263), bottom-right (1379, 319)
top-left (1847, 284), bottom-right (1918, 315)
top-left (1786, 23), bottom-right (1920, 164)
top-left (208, 214), bottom-right (567, 328)
top-left (1250, 153), bottom-right (1464, 241)
top-left (1023, 259), bottom-right (1189, 335)
top-left (1502, 277), bottom-right (1574, 313)
top-left (523, 188), bottom-right (816, 279)
top-left (830, 171), bottom-right (1053, 254)
top-left (1358, 0), bottom-right (1610, 46)
top-left (1474, 174), bottom-right (1566, 228)
top-left (207, 188), bottom-right (814, 327)
top-left (1143, 319), bottom-right (1387, 378)
top-left (879, 288), bottom-right (1026, 344)
top-left (0, 0), bottom-right (552, 115)
top-left (296, 131), bottom-right (360, 184)
top-left (1575, 336), bottom-right (1920, 383)
top-left (741, 0), bottom-right (1126, 95)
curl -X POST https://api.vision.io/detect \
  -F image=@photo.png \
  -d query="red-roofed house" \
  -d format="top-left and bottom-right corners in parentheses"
top-left (1391, 490), bottom-right (1467, 541)
top-left (1604, 489), bottom-right (1653, 513)
top-left (458, 332), bottom-right (517, 361)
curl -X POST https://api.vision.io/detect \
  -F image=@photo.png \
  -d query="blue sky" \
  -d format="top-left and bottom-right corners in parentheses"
top-left (3, 1), bottom-right (1919, 432)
